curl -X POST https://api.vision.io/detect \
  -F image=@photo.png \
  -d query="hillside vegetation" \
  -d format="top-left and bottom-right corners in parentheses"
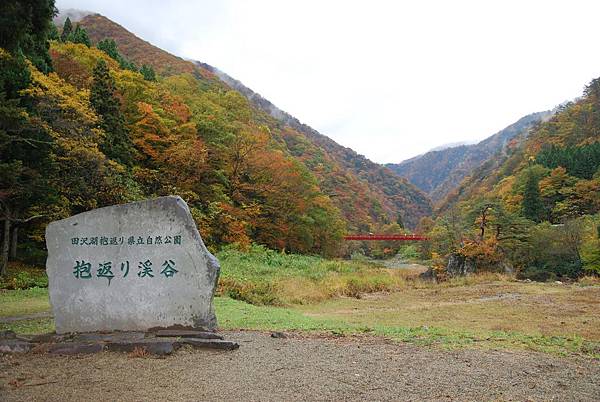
top-left (0, 5), bottom-right (432, 274)
top-left (423, 78), bottom-right (600, 280)
top-left (387, 111), bottom-right (551, 203)
top-left (77, 13), bottom-right (432, 230)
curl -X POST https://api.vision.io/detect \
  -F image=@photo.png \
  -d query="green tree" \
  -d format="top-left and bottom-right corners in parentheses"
top-left (60, 17), bottom-right (72, 42)
top-left (395, 214), bottom-right (404, 229)
top-left (70, 24), bottom-right (91, 47)
top-left (0, 0), bottom-right (56, 73)
top-left (97, 38), bottom-right (137, 71)
top-left (522, 169), bottom-right (544, 222)
top-left (0, 59), bottom-right (55, 274)
top-left (96, 38), bottom-right (119, 60)
top-left (0, 49), bottom-right (31, 99)
top-left (48, 22), bottom-right (59, 40)
top-left (90, 59), bottom-right (133, 165)
top-left (140, 64), bottom-right (156, 81)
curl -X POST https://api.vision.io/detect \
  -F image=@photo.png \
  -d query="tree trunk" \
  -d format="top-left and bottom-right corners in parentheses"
top-left (0, 218), bottom-right (10, 276)
top-left (10, 225), bottom-right (18, 260)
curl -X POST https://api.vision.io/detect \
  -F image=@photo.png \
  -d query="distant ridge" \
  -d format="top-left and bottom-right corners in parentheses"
top-left (386, 111), bottom-right (553, 203)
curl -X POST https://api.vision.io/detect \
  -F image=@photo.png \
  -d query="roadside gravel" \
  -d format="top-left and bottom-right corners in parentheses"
top-left (1, 330), bottom-right (599, 401)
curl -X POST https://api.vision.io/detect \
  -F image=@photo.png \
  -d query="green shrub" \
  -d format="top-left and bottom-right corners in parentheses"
top-left (518, 266), bottom-right (557, 282)
top-left (0, 270), bottom-right (48, 290)
top-left (0, 263), bottom-right (48, 290)
top-left (215, 244), bottom-right (408, 305)
top-left (398, 245), bottom-right (420, 261)
top-left (518, 260), bottom-right (582, 282)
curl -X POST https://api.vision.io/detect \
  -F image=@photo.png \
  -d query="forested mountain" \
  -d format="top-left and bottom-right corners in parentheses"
top-left (387, 111), bottom-right (552, 203)
top-left (75, 13), bottom-right (432, 230)
top-left (0, 5), bottom-right (432, 274)
top-left (425, 78), bottom-right (600, 280)
top-left (195, 61), bottom-right (432, 229)
top-left (439, 91), bottom-right (600, 218)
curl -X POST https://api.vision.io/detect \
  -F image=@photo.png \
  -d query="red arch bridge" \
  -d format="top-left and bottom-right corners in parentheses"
top-left (343, 234), bottom-right (429, 241)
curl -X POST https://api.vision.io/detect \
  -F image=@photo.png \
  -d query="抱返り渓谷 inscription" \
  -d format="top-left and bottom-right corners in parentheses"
top-left (45, 196), bottom-right (220, 334)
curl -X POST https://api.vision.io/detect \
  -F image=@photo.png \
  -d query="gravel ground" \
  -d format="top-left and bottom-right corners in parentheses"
top-left (1, 330), bottom-right (599, 401)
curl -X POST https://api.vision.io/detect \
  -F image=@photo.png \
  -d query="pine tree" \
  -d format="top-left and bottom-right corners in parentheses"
top-left (90, 59), bottom-right (133, 165)
top-left (97, 38), bottom-right (119, 60)
top-left (140, 64), bottom-right (156, 81)
top-left (70, 24), bottom-right (91, 47)
top-left (48, 22), bottom-right (59, 40)
top-left (522, 169), bottom-right (544, 222)
top-left (97, 38), bottom-right (137, 71)
top-left (60, 17), bottom-right (72, 42)
top-left (0, 0), bottom-right (56, 73)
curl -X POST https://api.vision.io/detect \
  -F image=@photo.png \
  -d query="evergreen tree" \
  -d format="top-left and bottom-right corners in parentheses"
top-left (97, 38), bottom-right (119, 60)
top-left (0, 0), bottom-right (56, 73)
top-left (60, 17), bottom-right (72, 42)
top-left (140, 64), bottom-right (156, 81)
top-left (395, 214), bottom-right (404, 229)
top-left (70, 24), bottom-right (91, 47)
top-left (90, 59), bottom-right (133, 165)
top-left (522, 169), bottom-right (544, 222)
top-left (97, 38), bottom-right (137, 71)
top-left (0, 51), bottom-right (54, 276)
top-left (0, 49), bottom-right (32, 98)
top-left (48, 22), bottom-right (59, 40)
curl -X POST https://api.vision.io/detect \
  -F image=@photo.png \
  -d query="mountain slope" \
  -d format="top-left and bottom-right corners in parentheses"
top-left (197, 63), bottom-right (432, 227)
top-left (386, 111), bottom-right (552, 203)
top-left (75, 13), bottom-right (432, 229)
top-left (438, 80), bottom-right (600, 219)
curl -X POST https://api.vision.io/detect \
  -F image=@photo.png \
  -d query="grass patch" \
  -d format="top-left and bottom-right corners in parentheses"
top-left (216, 245), bottom-right (414, 305)
top-left (1, 289), bottom-right (599, 357)
top-left (0, 287), bottom-right (50, 317)
top-left (1, 250), bottom-right (599, 357)
top-left (215, 297), bottom-right (600, 357)
top-left (0, 287), bottom-right (52, 334)
top-left (0, 318), bottom-right (54, 334)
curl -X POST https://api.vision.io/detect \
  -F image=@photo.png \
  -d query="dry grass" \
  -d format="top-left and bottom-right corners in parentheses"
top-left (2, 269), bottom-right (599, 356)
top-left (219, 266), bottom-right (427, 306)
top-left (127, 346), bottom-right (150, 358)
top-left (578, 276), bottom-right (600, 286)
top-left (298, 279), bottom-right (600, 341)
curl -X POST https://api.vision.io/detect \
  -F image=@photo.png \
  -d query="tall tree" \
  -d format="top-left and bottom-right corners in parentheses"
top-left (396, 214), bottom-right (404, 229)
top-left (47, 22), bottom-right (59, 41)
top-left (90, 59), bottom-right (133, 165)
top-left (97, 38), bottom-right (137, 71)
top-left (0, 99), bottom-right (53, 276)
top-left (0, 0), bottom-right (56, 73)
top-left (70, 24), bottom-right (90, 47)
top-left (522, 169), bottom-right (544, 222)
top-left (140, 64), bottom-right (156, 81)
top-left (60, 17), bottom-right (72, 42)
top-left (96, 38), bottom-right (119, 60)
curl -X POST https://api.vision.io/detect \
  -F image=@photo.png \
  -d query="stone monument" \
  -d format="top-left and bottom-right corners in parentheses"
top-left (45, 196), bottom-right (220, 334)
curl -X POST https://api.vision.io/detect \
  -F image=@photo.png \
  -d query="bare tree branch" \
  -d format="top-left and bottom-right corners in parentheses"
top-left (0, 215), bottom-right (46, 224)
top-left (0, 136), bottom-right (52, 148)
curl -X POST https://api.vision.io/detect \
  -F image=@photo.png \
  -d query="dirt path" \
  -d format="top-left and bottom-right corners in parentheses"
top-left (1, 331), bottom-right (598, 401)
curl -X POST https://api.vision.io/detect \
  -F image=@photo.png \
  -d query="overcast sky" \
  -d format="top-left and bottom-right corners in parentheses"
top-left (57, 0), bottom-right (600, 163)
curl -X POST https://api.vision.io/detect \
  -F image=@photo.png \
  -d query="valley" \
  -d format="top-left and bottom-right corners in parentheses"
top-left (1, 2), bottom-right (600, 401)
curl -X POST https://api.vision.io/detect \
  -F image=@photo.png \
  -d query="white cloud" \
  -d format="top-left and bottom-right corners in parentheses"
top-left (57, 0), bottom-right (600, 163)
